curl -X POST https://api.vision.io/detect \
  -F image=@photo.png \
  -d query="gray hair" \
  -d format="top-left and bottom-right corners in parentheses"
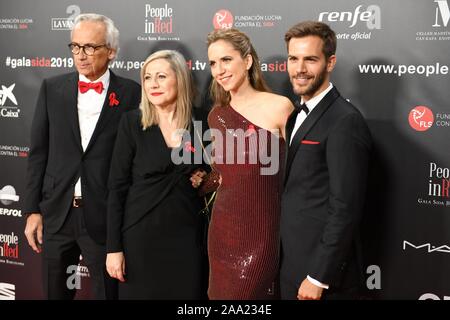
top-left (71, 13), bottom-right (119, 52)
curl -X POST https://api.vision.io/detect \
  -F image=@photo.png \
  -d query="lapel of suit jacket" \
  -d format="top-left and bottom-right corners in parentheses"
top-left (63, 72), bottom-right (83, 152)
top-left (284, 107), bottom-right (299, 168)
top-left (285, 107), bottom-right (298, 150)
top-left (84, 70), bottom-right (123, 154)
top-left (284, 87), bottom-right (340, 185)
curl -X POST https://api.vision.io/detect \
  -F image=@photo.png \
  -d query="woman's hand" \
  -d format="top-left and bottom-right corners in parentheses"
top-left (106, 252), bottom-right (126, 282)
top-left (190, 169), bottom-right (208, 188)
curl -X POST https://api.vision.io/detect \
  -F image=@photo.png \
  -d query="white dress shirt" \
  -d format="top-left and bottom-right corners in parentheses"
top-left (74, 69), bottom-right (110, 197)
top-left (289, 83), bottom-right (334, 146)
top-left (289, 83), bottom-right (333, 290)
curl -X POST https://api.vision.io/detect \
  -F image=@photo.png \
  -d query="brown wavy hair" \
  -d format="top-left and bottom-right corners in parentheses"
top-left (207, 28), bottom-right (270, 107)
top-left (284, 21), bottom-right (337, 59)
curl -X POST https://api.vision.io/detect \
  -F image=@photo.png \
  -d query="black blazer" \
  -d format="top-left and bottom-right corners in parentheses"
top-left (280, 86), bottom-right (372, 292)
top-left (106, 108), bottom-right (210, 253)
top-left (25, 70), bottom-right (141, 244)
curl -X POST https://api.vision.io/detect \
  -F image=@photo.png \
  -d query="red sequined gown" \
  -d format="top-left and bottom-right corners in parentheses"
top-left (207, 105), bottom-right (284, 299)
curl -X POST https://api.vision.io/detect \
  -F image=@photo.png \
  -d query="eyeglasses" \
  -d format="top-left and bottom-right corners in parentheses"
top-left (68, 43), bottom-right (108, 56)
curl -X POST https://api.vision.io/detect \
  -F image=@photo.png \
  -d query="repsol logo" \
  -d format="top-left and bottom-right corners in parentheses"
top-left (0, 208), bottom-right (22, 217)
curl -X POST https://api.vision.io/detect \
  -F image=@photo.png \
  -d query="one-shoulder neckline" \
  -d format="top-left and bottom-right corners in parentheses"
top-left (227, 104), bottom-right (269, 132)
top-left (227, 105), bottom-right (284, 142)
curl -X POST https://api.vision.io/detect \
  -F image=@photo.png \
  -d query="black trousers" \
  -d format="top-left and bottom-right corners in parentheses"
top-left (42, 206), bottom-right (117, 300)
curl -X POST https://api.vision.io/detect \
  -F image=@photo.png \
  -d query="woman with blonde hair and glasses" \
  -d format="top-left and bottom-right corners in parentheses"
top-left (106, 50), bottom-right (208, 299)
top-left (201, 28), bottom-right (294, 299)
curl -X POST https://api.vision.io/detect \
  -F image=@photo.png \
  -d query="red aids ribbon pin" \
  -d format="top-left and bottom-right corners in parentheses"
top-left (109, 92), bottom-right (119, 107)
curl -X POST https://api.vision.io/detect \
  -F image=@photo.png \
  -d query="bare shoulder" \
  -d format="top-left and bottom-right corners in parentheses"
top-left (259, 92), bottom-right (294, 109)
top-left (256, 92), bottom-right (293, 113)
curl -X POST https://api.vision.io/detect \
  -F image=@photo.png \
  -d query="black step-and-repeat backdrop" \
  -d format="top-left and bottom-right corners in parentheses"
top-left (0, 0), bottom-right (449, 300)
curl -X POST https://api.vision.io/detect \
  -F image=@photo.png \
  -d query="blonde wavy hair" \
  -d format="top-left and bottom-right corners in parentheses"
top-left (140, 50), bottom-right (193, 130)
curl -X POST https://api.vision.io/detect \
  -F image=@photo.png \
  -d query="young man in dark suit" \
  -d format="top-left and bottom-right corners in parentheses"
top-left (23, 13), bottom-right (141, 299)
top-left (281, 21), bottom-right (372, 300)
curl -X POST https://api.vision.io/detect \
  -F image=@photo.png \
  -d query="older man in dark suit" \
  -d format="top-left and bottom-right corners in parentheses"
top-left (24, 13), bottom-right (141, 299)
top-left (281, 21), bottom-right (372, 300)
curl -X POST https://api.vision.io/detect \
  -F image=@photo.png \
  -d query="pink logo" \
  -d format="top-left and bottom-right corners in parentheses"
top-left (408, 106), bottom-right (434, 131)
top-left (184, 141), bottom-right (196, 153)
top-left (245, 124), bottom-right (257, 137)
top-left (213, 9), bottom-right (233, 29)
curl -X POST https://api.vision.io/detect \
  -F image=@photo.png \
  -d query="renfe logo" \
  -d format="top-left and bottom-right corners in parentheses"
top-left (408, 106), bottom-right (434, 131)
top-left (433, 0), bottom-right (450, 27)
top-left (318, 5), bottom-right (381, 29)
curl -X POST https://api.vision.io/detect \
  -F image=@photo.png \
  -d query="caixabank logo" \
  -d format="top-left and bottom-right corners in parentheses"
top-left (0, 83), bottom-right (21, 119)
top-left (212, 9), bottom-right (282, 29)
top-left (318, 4), bottom-right (381, 41)
top-left (0, 185), bottom-right (22, 218)
top-left (138, 3), bottom-right (180, 41)
top-left (415, 0), bottom-right (450, 41)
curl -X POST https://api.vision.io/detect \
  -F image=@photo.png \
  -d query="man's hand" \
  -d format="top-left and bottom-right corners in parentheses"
top-left (297, 278), bottom-right (324, 300)
top-left (106, 252), bottom-right (126, 282)
top-left (24, 213), bottom-right (43, 253)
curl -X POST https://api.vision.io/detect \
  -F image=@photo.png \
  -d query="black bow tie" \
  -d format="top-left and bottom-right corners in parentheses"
top-left (294, 101), bottom-right (309, 115)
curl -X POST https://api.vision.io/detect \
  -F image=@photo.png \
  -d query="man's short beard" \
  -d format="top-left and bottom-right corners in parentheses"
top-left (293, 64), bottom-right (327, 98)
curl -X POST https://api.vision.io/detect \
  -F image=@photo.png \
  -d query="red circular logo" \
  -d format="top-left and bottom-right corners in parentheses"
top-left (213, 9), bottom-right (233, 29)
top-left (408, 106), bottom-right (434, 131)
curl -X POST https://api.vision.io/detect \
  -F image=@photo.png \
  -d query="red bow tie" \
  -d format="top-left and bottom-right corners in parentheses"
top-left (78, 81), bottom-right (104, 94)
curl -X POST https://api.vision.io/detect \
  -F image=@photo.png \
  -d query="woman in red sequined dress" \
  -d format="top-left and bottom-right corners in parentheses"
top-left (202, 28), bottom-right (294, 299)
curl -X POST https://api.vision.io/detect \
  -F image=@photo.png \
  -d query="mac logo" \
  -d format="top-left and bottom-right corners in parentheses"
top-left (402, 240), bottom-right (450, 253)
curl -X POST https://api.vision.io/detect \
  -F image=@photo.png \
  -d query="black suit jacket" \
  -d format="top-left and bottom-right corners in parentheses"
top-left (25, 70), bottom-right (141, 244)
top-left (106, 108), bottom-right (210, 253)
top-left (280, 87), bottom-right (372, 295)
